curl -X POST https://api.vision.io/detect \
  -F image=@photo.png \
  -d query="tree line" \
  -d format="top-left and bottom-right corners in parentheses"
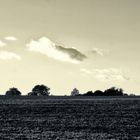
top-left (3, 84), bottom-right (135, 96)
top-left (5, 85), bottom-right (50, 96)
top-left (71, 87), bottom-right (129, 96)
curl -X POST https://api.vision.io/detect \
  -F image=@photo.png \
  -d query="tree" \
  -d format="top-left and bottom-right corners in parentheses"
top-left (28, 84), bottom-right (50, 96)
top-left (71, 88), bottom-right (80, 96)
top-left (5, 87), bottom-right (21, 96)
top-left (130, 94), bottom-right (135, 96)
top-left (104, 87), bottom-right (124, 96)
top-left (93, 90), bottom-right (104, 96)
top-left (83, 91), bottom-right (94, 96)
top-left (123, 93), bottom-right (128, 96)
top-left (28, 92), bottom-right (37, 96)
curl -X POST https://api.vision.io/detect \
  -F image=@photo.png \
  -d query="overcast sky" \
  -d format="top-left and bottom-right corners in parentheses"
top-left (0, 0), bottom-right (140, 95)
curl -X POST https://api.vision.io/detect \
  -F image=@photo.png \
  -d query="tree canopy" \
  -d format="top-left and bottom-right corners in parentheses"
top-left (104, 87), bottom-right (123, 96)
top-left (71, 88), bottom-right (80, 96)
top-left (3, 85), bottom-right (131, 96)
top-left (5, 88), bottom-right (22, 96)
top-left (83, 87), bottom-right (126, 96)
top-left (28, 84), bottom-right (50, 96)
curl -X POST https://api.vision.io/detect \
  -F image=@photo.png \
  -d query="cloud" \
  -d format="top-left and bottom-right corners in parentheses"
top-left (80, 68), bottom-right (129, 81)
top-left (80, 68), bottom-right (92, 74)
top-left (91, 48), bottom-right (103, 56)
top-left (0, 40), bottom-right (6, 47)
top-left (56, 45), bottom-right (86, 61)
top-left (93, 68), bottom-right (129, 81)
top-left (4, 36), bottom-right (17, 41)
top-left (0, 51), bottom-right (21, 60)
top-left (26, 37), bottom-right (86, 64)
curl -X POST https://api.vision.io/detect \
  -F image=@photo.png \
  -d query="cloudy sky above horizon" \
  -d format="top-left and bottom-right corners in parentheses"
top-left (0, 0), bottom-right (140, 95)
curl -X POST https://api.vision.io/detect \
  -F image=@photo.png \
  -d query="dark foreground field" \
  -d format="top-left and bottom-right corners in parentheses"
top-left (0, 96), bottom-right (140, 140)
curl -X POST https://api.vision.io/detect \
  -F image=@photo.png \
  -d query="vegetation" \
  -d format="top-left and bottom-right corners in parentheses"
top-left (5, 88), bottom-right (21, 96)
top-left (3, 85), bottom-right (134, 96)
top-left (28, 84), bottom-right (50, 96)
top-left (71, 88), bottom-right (80, 96)
top-left (83, 87), bottom-right (127, 96)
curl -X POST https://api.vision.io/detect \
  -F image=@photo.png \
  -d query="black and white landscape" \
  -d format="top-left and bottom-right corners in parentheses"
top-left (0, 0), bottom-right (140, 139)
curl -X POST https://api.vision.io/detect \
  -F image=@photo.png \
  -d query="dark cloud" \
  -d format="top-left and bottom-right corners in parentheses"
top-left (56, 45), bottom-right (87, 61)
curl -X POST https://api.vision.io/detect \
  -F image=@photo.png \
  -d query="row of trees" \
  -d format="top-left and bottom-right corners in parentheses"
top-left (71, 87), bottom-right (128, 96)
top-left (5, 85), bottom-right (50, 96)
top-left (4, 84), bottom-right (131, 96)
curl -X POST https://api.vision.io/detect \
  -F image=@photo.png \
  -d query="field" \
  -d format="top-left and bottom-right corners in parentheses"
top-left (0, 96), bottom-right (140, 140)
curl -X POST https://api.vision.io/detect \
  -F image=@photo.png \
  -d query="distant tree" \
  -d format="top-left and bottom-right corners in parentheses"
top-left (28, 84), bottom-right (50, 96)
top-left (83, 91), bottom-right (94, 96)
top-left (5, 87), bottom-right (21, 96)
top-left (129, 94), bottom-right (135, 96)
top-left (93, 90), bottom-right (104, 96)
top-left (104, 87), bottom-right (124, 96)
top-left (123, 93), bottom-right (128, 96)
top-left (71, 88), bottom-right (80, 96)
top-left (28, 92), bottom-right (37, 96)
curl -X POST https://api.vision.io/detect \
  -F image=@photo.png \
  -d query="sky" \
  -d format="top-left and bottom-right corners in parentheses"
top-left (0, 0), bottom-right (140, 95)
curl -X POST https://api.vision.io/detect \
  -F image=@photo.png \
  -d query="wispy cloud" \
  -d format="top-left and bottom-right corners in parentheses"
top-left (80, 68), bottom-right (92, 74)
top-left (91, 48), bottom-right (103, 56)
top-left (80, 68), bottom-right (129, 81)
top-left (4, 36), bottom-right (18, 41)
top-left (93, 68), bottom-right (129, 81)
top-left (0, 40), bottom-right (6, 47)
top-left (0, 51), bottom-right (21, 60)
top-left (27, 37), bottom-right (86, 64)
